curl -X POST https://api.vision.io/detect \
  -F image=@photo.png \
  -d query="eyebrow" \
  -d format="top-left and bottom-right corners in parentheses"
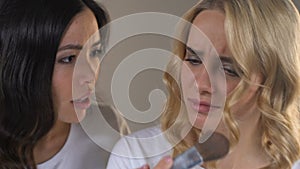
top-left (219, 56), bottom-right (233, 64)
top-left (186, 46), bottom-right (204, 58)
top-left (91, 40), bottom-right (102, 48)
top-left (186, 46), bottom-right (234, 64)
top-left (58, 44), bottom-right (83, 51)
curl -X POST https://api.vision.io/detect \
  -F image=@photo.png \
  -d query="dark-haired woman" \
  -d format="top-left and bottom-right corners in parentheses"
top-left (0, 0), bottom-right (111, 168)
top-left (107, 0), bottom-right (300, 169)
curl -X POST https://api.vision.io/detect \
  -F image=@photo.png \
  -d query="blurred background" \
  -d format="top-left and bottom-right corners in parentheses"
top-left (94, 0), bottom-right (199, 132)
top-left (93, 0), bottom-right (300, 132)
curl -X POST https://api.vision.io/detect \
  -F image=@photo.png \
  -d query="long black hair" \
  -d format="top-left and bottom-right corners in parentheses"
top-left (0, 0), bottom-right (109, 168)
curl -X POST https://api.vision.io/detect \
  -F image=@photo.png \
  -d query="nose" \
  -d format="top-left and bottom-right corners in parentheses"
top-left (77, 56), bottom-right (98, 87)
top-left (194, 64), bottom-right (212, 95)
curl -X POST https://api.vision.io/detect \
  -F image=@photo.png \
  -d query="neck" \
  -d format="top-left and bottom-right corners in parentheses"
top-left (33, 120), bottom-right (70, 164)
top-left (216, 113), bottom-right (270, 169)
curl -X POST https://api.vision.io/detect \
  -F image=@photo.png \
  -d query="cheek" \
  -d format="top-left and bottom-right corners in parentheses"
top-left (226, 79), bottom-right (240, 94)
top-left (180, 66), bottom-right (202, 126)
top-left (180, 64), bottom-right (198, 97)
top-left (52, 78), bottom-right (63, 112)
top-left (52, 70), bottom-right (74, 121)
top-left (95, 65), bottom-right (100, 81)
top-left (52, 74), bottom-right (72, 101)
top-left (228, 74), bottom-right (262, 115)
top-left (230, 84), bottom-right (260, 120)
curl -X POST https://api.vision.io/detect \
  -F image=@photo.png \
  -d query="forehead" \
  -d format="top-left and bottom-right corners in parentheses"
top-left (187, 10), bottom-right (229, 56)
top-left (59, 8), bottom-right (100, 47)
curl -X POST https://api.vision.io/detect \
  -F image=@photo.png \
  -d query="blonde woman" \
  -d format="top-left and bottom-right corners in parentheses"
top-left (107, 0), bottom-right (300, 169)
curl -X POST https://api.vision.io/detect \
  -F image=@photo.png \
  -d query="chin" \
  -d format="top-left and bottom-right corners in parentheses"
top-left (62, 109), bottom-right (87, 123)
top-left (188, 113), bottom-right (207, 129)
top-left (74, 109), bottom-right (87, 122)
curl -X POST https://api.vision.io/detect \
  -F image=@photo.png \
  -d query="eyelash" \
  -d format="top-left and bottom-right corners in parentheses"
top-left (222, 65), bottom-right (239, 77)
top-left (90, 47), bottom-right (103, 58)
top-left (185, 58), bottom-right (202, 65)
top-left (184, 53), bottom-right (239, 77)
top-left (184, 52), bottom-right (202, 65)
top-left (58, 55), bottom-right (76, 64)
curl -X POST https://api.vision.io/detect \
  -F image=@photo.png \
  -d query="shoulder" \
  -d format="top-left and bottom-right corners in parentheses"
top-left (109, 125), bottom-right (172, 159)
top-left (107, 126), bottom-right (173, 169)
top-left (37, 124), bottom-right (108, 169)
top-left (68, 123), bottom-right (109, 158)
top-left (128, 125), bottom-right (163, 138)
top-left (113, 125), bottom-right (168, 151)
top-left (110, 125), bottom-right (163, 154)
top-left (112, 125), bottom-right (164, 150)
top-left (292, 160), bottom-right (300, 169)
top-left (64, 124), bottom-right (110, 169)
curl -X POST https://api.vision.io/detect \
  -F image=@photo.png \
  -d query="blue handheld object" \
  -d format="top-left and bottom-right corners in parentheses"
top-left (171, 147), bottom-right (203, 169)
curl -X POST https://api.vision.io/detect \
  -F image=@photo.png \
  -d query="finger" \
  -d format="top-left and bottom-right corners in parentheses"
top-left (153, 156), bottom-right (173, 169)
top-left (137, 164), bottom-right (150, 169)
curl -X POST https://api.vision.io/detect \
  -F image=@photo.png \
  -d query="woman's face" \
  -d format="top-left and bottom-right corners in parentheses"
top-left (181, 10), bottom-right (261, 129)
top-left (52, 8), bottom-right (102, 123)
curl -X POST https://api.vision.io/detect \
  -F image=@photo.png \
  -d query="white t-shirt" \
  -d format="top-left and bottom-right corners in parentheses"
top-left (107, 125), bottom-right (203, 169)
top-left (293, 160), bottom-right (300, 169)
top-left (37, 123), bottom-right (109, 169)
top-left (107, 126), bottom-right (300, 169)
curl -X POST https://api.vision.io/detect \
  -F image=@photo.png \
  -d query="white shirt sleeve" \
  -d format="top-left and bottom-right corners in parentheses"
top-left (106, 135), bottom-right (149, 169)
top-left (292, 160), bottom-right (300, 169)
top-left (106, 126), bottom-right (172, 169)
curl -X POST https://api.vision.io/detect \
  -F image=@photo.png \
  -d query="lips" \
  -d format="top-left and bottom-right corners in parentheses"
top-left (71, 92), bottom-right (92, 110)
top-left (188, 98), bottom-right (220, 115)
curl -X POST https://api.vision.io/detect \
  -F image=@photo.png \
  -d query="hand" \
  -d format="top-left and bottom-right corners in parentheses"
top-left (138, 156), bottom-right (173, 169)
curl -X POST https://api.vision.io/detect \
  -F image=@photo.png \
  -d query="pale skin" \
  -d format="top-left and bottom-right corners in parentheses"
top-left (146, 10), bottom-right (269, 169)
top-left (33, 8), bottom-right (101, 164)
top-left (138, 156), bottom-right (173, 169)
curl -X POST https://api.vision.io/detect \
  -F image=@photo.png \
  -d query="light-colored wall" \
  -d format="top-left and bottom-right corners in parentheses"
top-left (293, 0), bottom-right (300, 11)
top-left (98, 0), bottom-right (198, 19)
top-left (94, 0), bottom-right (300, 132)
top-left (95, 0), bottom-right (198, 132)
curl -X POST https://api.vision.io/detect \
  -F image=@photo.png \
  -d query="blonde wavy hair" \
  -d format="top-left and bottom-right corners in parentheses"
top-left (160, 0), bottom-right (300, 168)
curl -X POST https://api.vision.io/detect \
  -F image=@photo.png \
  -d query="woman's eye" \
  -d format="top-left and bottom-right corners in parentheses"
top-left (222, 65), bottom-right (239, 77)
top-left (185, 58), bottom-right (202, 65)
top-left (90, 47), bottom-right (103, 58)
top-left (184, 55), bottom-right (202, 65)
top-left (184, 49), bottom-right (203, 65)
top-left (58, 55), bottom-right (76, 64)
